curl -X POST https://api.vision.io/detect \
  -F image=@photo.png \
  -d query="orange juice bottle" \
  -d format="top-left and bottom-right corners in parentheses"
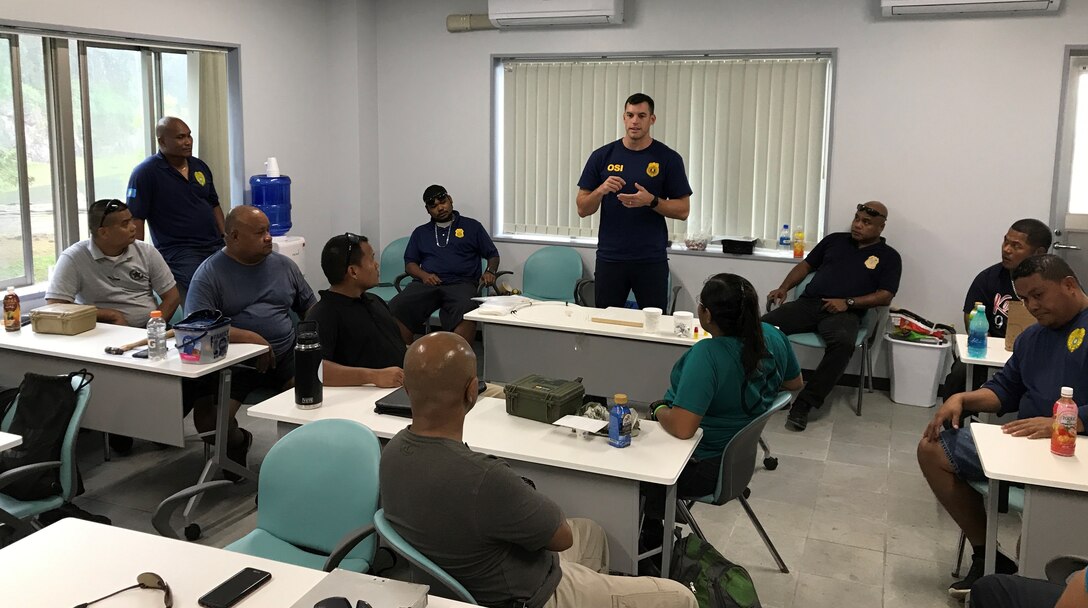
top-left (792, 225), bottom-right (805, 258)
top-left (1051, 386), bottom-right (1077, 457)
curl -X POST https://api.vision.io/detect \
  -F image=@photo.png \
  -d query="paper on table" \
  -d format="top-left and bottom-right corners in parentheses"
top-left (553, 415), bottom-right (608, 433)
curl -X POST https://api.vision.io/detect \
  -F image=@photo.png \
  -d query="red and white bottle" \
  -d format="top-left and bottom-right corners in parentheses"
top-left (1051, 386), bottom-right (1078, 457)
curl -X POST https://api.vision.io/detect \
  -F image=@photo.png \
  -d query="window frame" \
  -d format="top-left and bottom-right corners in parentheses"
top-left (489, 48), bottom-right (837, 259)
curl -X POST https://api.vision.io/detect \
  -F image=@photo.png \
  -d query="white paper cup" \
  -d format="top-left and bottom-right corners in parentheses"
top-left (673, 311), bottom-right (694, 338)
top-left (642, 307), bottom-right (663, 333)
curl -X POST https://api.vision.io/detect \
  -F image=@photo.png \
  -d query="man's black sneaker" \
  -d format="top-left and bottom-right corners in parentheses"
top-left (107, 434), bottom-right (134, 456)
top-left (948, 548), bottom-right (1018, 600)
top-left (786, 402), bottom-right (811, 431)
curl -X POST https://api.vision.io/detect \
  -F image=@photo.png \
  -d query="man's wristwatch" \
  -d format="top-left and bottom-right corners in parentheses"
top-left (845, 298), bottom-right (855, 308)
top-left (649, 195), bottom-right (660, 209)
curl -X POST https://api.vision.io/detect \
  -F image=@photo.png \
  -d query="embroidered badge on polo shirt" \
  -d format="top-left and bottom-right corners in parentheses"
top-left (1068, 327), bottom-right (1085, 353)
top-left (864, 255), bottom-right (879, 270)
top-left (194, 171), bottom-right (206, 186)
top-left (455, 228), bottom-right (465, 238)
top-left (646, 162), bottom-right (660, 177)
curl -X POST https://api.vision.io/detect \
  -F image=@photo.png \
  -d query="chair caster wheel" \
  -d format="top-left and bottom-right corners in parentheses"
top-left (764, 457), bottom-right (779, 470)
top-left (184, 523), bottom-right (201, 541)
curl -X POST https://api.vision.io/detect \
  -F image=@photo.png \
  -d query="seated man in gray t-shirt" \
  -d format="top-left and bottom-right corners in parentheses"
top-left (46, 199), bottom-right (180, 328)
top-left (379, 332), bottom-right (696, 608)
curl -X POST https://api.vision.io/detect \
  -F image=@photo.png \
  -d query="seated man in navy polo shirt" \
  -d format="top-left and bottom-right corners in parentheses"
top-left (127, 116), bottom-right (224, 293)
top-left (307, 234), bottom-right (406, 388)
top-left (389, 185), bottom-right (500, 344)
top-left (939, 218), bottom-right (1051, 401)
top-left (763, 201), bottom-right (902, 431)
top-left (918, 254), bottom-right (1088, 598)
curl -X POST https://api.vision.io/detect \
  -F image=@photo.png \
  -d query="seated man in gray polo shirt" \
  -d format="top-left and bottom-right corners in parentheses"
top-left (46, 198), bottom-right (180, 327)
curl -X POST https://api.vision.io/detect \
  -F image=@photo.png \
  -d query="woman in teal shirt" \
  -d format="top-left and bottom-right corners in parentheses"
top-left (654, 273), bottom-right (803, 498)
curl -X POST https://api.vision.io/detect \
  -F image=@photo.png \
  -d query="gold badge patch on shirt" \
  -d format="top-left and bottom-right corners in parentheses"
top-left (1068, 327), bottom-right (1085, 353)
top-left (455, 228), bottom-right (465, 238)
top-left (646, 162), bottom-right (660, 177)
top-left (194, 171), bottom-right (206, 186)
top-left (864, 255), bottom-right (880, 270)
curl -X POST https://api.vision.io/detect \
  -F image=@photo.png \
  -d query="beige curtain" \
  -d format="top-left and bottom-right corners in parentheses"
top-left (192, 51), bottom-right (230, 205)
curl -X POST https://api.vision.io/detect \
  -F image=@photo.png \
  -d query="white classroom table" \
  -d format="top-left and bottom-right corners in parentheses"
top-left (954, 334), bottom-right (1012, 393)
top-left (248, 385), bottom-right (702, 577)
top-left (973, 423), bottom-right (1088, 578)
top-left (0, 323), bottom-right (267, 532)
top-left (0, 432), bottom-right (21, 451)
top-left (465, 302), bottom-right (700, 403)
top-left (0, 518), bottom-right (473, 607)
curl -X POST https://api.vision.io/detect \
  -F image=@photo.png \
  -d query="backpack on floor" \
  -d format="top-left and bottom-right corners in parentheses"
top-left (670, 533), bottom-right (762, 608)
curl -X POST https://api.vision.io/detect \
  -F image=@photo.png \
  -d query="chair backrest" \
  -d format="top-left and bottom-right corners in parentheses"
top-left (521, 246), bottom-right (584, 303)
top-left (1, 374), bottom-right (92, 501)
top-left (791, 272), bottom-right (815, 300)
top-left (256, 419), bottom-right (381, 562)
top-left (379, 237), bottom-right (411, 286)
top-left (710, 391), bottom-right (792, 505)
top-left (373, 509), bottom-right (477, 605)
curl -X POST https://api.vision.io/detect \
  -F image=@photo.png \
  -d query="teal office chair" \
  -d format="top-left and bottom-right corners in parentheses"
top-left (153, 419), bottom-right (382, 573)
top-left (520, 246), bottom-right (584, 303)
top-left (369, 237), bottom-right (410, 303)
top-left (675, 391), bottom-right (793, 573)
top-left (0, 373), bottom-right (92, 537)
top-left (374, 508), bottom-right (478, 604)
top-left (773, 272), bottom-right (886, 417)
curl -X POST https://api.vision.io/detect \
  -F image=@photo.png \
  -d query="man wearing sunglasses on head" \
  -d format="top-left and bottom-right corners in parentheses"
top-left (763, 201), bottom-right (902, 431)
top-left (306, 234), bottom-right (406, 388)
top-left (389, 185), bottom-right (500, 344)
top-left (47, 199), bottom-right (180, 329)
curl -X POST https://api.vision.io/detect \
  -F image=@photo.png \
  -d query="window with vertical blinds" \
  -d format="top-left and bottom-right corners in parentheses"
top-left (495, 53), bottom-right (833, 247)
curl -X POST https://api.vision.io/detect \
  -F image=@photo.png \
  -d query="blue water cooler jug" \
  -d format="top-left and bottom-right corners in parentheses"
top-left (250, 156), bottom-right (292, 236)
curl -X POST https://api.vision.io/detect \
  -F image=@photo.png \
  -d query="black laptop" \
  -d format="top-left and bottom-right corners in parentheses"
top-left (374, 381), bottom-right (489, 418)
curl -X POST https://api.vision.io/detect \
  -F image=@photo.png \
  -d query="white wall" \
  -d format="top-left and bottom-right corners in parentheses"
top-left (0, 0), bottom-right (379, 284)
top-left (373, 0), bottom-right (1088, 374)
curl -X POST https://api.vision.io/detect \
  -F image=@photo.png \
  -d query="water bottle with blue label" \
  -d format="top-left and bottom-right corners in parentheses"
top-left (967, 302), bottom-right (989, 358)
top-left (608, 393), bottom-right (632, 448)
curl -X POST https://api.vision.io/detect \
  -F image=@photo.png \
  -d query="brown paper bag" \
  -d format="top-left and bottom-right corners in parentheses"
top-left (1004, 301), bottom-right (1035, 352)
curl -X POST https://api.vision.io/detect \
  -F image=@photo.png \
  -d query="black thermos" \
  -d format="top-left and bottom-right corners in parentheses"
top-left (294, 320), bottom-right (322, 409)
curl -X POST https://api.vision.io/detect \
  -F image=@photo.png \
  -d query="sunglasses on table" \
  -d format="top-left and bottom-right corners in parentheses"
top-left (856, 203), bottom-right (886, 219)
top-left (95, 199), bottom-right (128, 228)
top-left (76, 571), bottom-right (173, 608)
top-left (424, 192), bottom-right (450, 208)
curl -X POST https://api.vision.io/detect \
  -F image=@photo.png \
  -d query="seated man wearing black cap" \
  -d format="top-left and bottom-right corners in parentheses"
top-left (307, 234), bottom-right (406, 387)
top-left (389, 185), bottom-right (500, 344)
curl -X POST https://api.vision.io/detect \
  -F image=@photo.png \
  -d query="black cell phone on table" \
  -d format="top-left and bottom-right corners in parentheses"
top-left (198, 567), bottom-right (272, 608)
top-left (132, 348), bottom-right (149, 359)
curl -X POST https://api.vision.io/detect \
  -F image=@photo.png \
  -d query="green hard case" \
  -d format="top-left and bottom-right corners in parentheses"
top-left (504, 374), bottom-right (586, 423)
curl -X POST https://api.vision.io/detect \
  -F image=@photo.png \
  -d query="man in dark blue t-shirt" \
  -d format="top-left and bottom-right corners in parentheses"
top-left (389, 185), bottom-right (500, 345)
top-left (576, 93), bottom-right (692, 310)
top-left (919, 254), bottom-right (1088, 598)
top-left (763, 201), bottom-right (902, 431)
top-left (127, 117), bottom-right (225, 293)
top-left (939, 219), bottom-right (1051, 401)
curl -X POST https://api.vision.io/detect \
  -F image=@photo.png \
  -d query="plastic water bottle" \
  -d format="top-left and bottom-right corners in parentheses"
top-left (250, 157), bottom-right (292, 236)
top-left (608, 393), bottom-right (632, 448)
top-left (792, 225), bottom-right (805, 258)
top-left (778, 224), bottom-right (791, 250)
top-left (146, 310), bottom-right (168, 361)
top-left (1052, 386), bottom-right (1078, 457)
top-left (967, 303), bottom-right (988, 358)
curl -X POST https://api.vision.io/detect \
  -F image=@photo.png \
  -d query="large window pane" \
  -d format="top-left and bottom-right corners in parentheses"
top-left (161, 52), bottom-right (191, 121)
top-left (0, 38), bottom-right (24, 284)
top-left (86, 46), bottom-right (147, 205)
top-left (70, 44), bottom-right (87, 237)
top-left (19, 35), bottom-right (55, 283)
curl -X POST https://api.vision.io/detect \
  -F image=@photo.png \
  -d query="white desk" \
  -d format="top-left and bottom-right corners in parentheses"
top-left (972, 423), bottom-right (1088, 578)
top-left (465, 302), bottom-right (699, 403)
top-left (248, 386), bottom-right (702, 576)
top-left (954, 334), bottom-right (1012, 393)
top-left (0, 432), bottom-right (21, 451)
top-left (0, 518), bottom-right (473, 607)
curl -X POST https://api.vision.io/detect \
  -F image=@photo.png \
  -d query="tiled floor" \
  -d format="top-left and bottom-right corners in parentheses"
top-left (60, 385), bottom-right (1024, 608)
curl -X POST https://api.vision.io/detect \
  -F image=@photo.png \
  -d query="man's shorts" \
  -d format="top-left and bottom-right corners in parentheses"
top-left (939, 425), bottom-right (987, 483)
top-left (390, 280), bottom-right (479, 333)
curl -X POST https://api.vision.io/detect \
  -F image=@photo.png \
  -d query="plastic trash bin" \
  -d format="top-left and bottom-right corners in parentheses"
top-left (885, 334), bottom-right (951, 407)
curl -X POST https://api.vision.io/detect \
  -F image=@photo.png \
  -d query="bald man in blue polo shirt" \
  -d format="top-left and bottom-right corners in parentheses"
top-left (126, 117), bottom-right (225, 293)
top-left (763, 201), bottom-right (902, 431)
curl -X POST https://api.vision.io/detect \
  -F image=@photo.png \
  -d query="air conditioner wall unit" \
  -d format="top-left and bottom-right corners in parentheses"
top-left (489, 0), bottom-right (624, 28)
top-left (881, 0), bottom-right (1061, 17)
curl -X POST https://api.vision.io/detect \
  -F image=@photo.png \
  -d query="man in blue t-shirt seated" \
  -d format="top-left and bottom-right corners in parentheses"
top-left (389, 185), bottom-right (500, 344)
top-left (918, 254), bottom-right (1088, 599)
top-left (576, 93), bottom-right (692, 310)
top-left (762, 201), bottom-right (902, 431)
top-left (939, 219), bottom-right (1050, 400)
top-left (184, 205), bottom-right (316, 477)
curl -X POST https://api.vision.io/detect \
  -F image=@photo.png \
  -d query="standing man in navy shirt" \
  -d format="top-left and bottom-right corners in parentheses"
top-left (763, 202), bottom-right (902, 431)
top-left (577, 93), bottom-right (692, 310)
top-left (390, 185), bottom-right (500, 344)
top-left (126, 116), bottom-right (224, 293)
